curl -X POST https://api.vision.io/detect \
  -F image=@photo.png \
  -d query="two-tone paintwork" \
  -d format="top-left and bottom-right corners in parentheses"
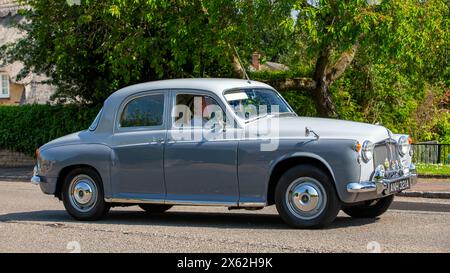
top-left (35, 78), bottom-right (410, 206)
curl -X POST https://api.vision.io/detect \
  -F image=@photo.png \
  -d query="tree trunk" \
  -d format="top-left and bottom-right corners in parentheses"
top-left (312, 42), bottom-right (360, 117)
top-left (313, 80), bottom-right (338, 118)
top-left (312, 47), bottom-right (339, 117)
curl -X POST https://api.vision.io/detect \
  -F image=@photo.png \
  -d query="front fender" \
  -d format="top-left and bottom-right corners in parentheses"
top-left (237, 139), bottom-right (361, 205)
top-left (37, 144), bottom-right (112, 197)
top-left (269, 140), bottom-right (361, 203)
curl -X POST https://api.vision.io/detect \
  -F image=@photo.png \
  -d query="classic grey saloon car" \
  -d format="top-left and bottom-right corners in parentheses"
top-left (31, 78), bottom-right (417, 228)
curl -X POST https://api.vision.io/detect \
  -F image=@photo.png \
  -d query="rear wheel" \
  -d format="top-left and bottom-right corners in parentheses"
top-left (275, 165), bottom-right (341, 228)
top-left (61, 168), bottom-right (110, 221)
top-left (139, 204), bottom-right (173, 213)
top-left (342, 195), bottom-right (394, 218)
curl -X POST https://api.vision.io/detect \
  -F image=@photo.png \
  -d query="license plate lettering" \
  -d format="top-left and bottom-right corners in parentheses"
top-left (389, 179), bottom-right (410, 194)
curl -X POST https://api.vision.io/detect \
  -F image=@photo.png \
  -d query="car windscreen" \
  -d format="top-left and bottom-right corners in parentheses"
top-left (224, 88), bottom-right (293, 121)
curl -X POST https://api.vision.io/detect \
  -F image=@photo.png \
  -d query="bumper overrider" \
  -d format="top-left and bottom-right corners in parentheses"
top-left (31, 165), bottom-right (41, 185)
top-left (31, 165), bottom-right (58, 195)
top-left (347, 163), bottom-right (418, 195)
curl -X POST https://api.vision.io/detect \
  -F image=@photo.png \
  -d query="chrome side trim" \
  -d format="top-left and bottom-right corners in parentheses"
top-left (238, 202), bottom-right (267, 207)
top-left (164, 200), bottom-right (237, 207)
top-left (105, 197), bottom-right (266, 208)
top-left (105, 198), bottom-right (164, 204)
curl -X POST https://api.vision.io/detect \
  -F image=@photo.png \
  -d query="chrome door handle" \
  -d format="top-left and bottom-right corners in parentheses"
top-left (149, 137), bottom-right (165, 143)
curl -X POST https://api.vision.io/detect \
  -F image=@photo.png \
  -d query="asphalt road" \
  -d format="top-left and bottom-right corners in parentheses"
top-left (0, 181), bottom-right (449, 253)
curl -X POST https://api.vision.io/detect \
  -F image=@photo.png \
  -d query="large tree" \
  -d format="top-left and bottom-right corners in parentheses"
top-left (263, 0), bottom-right (448, 117)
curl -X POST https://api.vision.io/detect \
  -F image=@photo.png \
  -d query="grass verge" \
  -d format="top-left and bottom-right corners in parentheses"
top-left (416, 163), bottom-right (450, 176)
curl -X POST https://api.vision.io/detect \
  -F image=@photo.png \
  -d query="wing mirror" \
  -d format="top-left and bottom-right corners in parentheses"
top-left (305, 127), bottom-right (320, 140)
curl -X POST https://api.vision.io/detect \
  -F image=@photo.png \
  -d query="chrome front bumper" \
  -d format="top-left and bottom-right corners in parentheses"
top-left (347, 173), bottom-right (418, 194)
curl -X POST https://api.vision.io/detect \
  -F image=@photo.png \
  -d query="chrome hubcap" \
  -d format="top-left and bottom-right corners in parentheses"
top-left (286, 177), bottom-right (327, 220)
top-left (69, 175), bottom-right (97, 212)
top-left (73, 182), bottom-right (93, 205)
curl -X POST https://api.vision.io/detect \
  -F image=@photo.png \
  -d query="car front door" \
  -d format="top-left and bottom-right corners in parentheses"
top-left (110, 91), bottom-right (168, 201)
top-left (164, 90), bottom-right (240, 205)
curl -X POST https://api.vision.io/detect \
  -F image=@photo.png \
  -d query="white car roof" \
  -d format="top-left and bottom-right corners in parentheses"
top-left (108, 78), bottom-right (274, 101)
top-left (96, 78), bottom-right (276, 133)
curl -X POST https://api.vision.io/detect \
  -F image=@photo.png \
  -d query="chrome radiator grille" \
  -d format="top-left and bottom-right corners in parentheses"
top-left (373, 141), bottom-right (399, 169)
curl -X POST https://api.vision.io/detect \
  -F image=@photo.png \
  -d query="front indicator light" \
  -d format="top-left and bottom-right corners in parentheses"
top-left (354, 142), bottom-right (361, 153)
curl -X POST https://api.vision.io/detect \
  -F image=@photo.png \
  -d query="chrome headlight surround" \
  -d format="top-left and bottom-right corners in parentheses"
top-left (361, 140), bottom-right (374, 163)
top-left (398, 136), bottom-right (410, 157)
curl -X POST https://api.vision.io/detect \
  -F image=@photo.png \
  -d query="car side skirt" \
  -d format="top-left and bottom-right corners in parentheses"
top-left (104, 197), bottom-right (266, 208)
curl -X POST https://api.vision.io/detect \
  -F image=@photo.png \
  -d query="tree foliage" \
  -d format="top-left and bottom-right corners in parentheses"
top-left (285, 0), bottom-right (449, 117)
top-left (0, 0), bottom-right (448, 141)
top-left (1, 0), bottom-right (292, 104)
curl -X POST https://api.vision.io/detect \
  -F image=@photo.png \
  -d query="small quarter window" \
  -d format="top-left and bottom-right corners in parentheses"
top-left (89, 108), bottom-right (103, 131)
top-left (120, 94), bottom-right (164, 128)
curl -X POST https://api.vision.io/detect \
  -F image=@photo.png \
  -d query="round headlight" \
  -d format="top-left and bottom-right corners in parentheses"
top-left (398, 136), bottom-right (410, 157)
top-left (361, 140), bottom-right (374, 163)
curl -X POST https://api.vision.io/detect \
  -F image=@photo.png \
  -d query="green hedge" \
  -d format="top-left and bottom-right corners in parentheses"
top-left (0, 104), bottom-right (100, 156)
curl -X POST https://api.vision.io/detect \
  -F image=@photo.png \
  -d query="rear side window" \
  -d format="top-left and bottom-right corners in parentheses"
top-left (120, 94), bottom-right (164, 128)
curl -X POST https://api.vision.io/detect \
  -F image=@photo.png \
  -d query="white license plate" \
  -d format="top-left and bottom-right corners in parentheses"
top-left (388, 179), bottom-right (411, 194)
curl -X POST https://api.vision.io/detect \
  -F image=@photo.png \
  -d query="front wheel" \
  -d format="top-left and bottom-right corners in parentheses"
top-left (61, 168), bottom-right (110, 221)
top-left (342, 195), bottom-right (394, 218)
top-left (275, 165), bottom-right (341, 229)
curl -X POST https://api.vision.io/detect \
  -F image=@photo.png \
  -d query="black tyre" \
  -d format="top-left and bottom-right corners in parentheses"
top-left (275, 165), bottom-right (341, 228)
top-left (342, 195), bottom-right (394, 218)
top-left (139, 204), bottom-right (173, 213)
top-left (61, 168), bottom-right (110, 221)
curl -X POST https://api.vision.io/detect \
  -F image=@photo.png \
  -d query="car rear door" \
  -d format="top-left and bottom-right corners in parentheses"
top-left (110, 91), bottom-right (168, 201)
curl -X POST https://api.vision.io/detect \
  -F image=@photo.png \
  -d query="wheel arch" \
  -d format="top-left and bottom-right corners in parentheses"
top-left (55, 164), bottom-right (103, 200)
top-left (266, 154), bottom-right (337, 206)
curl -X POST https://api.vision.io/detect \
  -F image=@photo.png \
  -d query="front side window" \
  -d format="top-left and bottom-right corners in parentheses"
top-left (120, 94), bottom-right (164, 128)
top-left (224, 88), bottom-right (293, 121)
top-left (0, 74), bottom-right (10, 98)
top-left (173, 93), bottom-right (224, 128)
